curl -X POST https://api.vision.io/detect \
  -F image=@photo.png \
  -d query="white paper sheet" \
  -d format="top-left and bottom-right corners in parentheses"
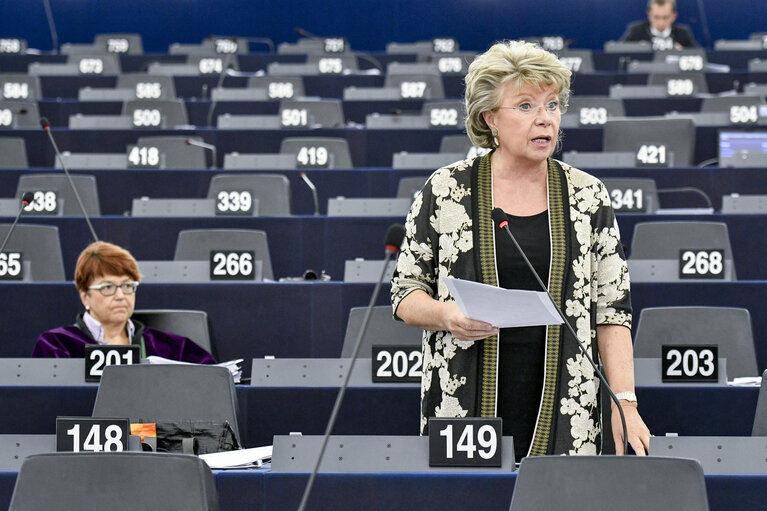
top-left (442, 277), bottom-right (563, 328)
top-left (199, 445), bottom-right (273, 469)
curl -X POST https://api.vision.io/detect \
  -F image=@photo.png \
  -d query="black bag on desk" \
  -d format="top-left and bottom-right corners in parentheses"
top-left (149, 419), bottom-right (240, 454)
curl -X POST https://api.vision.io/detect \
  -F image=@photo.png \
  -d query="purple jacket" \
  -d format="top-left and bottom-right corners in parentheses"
top-left (31, 316), bottom-right (216, 364)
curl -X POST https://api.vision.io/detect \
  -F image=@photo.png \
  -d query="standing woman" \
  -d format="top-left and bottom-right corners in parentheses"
top-left (391, 40), bottom-right (650, 459)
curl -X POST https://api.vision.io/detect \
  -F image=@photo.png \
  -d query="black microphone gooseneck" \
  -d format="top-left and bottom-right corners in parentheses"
top-left (296, 224), bottom-right (405, 511)
top-left (206, 51), bottom-right (235, 127)
top-left (41, 0), bottom-right (59, 53)
top-left (185, 138), bottom-right (218, 169)
top-left (40, 118), bottom-right (99, 242)
top-left (299, 172), bottom-right (320, 216)
top-left (490, 208), bottom-right (628, 455)
top-left (0, 192), bottom-right (34, 255)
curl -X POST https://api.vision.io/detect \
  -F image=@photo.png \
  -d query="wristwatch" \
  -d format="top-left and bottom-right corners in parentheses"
top-left (615, 391), bottom-right (637, 403)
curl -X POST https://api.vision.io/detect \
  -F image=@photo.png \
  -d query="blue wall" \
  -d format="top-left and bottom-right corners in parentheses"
top-left (0, 0), bottom-right (763, 53)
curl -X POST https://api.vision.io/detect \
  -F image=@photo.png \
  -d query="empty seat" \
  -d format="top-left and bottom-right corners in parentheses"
top-left (123, 99), bottom-right (190, 129)
top-left (509, 456), bottom-right (708, 511)
top-left (278, 99), bottom-right (345, 128)
top-left (116, 74), bottom-right (177, 100)
top-left (135, 136), bottom-right (208, 169)
top-left (174, 228), bottom-right (274, 281)
top-left (132, 309), bottom-right (216, 358)
top-left (16, 174), bottom-right (101, 216)
top-left (628, 221), bottom-right (736, 281)
top-left (634, 306), bottom-right (757, 378)
top-left (9, 452), bottom-right (219, 511)
top-left (340, 306), bottom-right (422, 358)
top-left (0, 137), bottom-right (28, 168)
top-left (93, 364), bottom-right (241, 442)
top-left (599, 177), bottom-right (659, 213)
top-left (396, 176), bottom-right (429, 199)
top-left (0, 74), bottom-right (41, 101)
top-left (247, 76), bottom-right (305, 100)
top-left (279, 137), bottom-right (353, 168)
top-left (0, 101), bottom-right (40, 129)
top-left (0, 224), bottom-right (65, 281)
top-left (94, 33), bottom-right (144, 54)
top-left (648, 72), bottom-right (709, 96)
top-left (207, 173), bottom-right (291, 216)
top-left (603, 118), bottom-right (696, 167)
top-left (751, 369), bottom-right (767, 435)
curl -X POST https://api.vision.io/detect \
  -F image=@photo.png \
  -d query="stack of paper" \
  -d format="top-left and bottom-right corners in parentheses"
top-left (145, 356), bottom-right (244, 383)
top-left (199, 446), bottom-right (273, 469)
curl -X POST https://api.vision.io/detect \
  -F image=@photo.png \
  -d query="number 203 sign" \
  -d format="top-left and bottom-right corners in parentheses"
top-left (428, 417), bottom-right (502, 467)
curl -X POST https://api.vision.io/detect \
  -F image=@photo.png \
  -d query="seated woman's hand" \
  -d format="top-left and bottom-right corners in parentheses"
top-left (443, 303), bottom-right (499, 341)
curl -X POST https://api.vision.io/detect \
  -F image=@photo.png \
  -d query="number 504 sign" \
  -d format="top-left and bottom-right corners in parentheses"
top-left (429, 418), bottom-right (502, 467)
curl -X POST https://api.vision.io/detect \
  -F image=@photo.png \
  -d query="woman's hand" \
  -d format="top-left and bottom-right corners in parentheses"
top-left (442, 302), bottom-right (499, 341)
top-left (612, 402), bottom-right (651, 455)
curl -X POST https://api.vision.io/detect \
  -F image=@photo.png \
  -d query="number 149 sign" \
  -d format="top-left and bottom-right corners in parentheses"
top-left (428, 417), bottom-right (502, 467)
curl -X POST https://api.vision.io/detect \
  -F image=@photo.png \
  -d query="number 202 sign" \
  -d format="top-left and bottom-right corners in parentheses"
top-left (428, 417), bottom-right (502, 467)
top-left (56, 417), bottom-right (130, 452)
top-left (662, 345), bottom-right (718, 383)
top-left (372, 345), bottom-right (422, 383)
top-left (84, 345), bottom-right (139, 382)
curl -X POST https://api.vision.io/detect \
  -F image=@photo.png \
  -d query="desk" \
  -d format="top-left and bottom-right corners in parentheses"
top-left (0, 384), bottom-right (758, 448)
top-left (3, 282), bottom-right (767, 369)
top-left (2, 466), bottom-right (766, 511)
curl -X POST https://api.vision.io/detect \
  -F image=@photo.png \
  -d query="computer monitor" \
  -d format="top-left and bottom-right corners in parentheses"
top-left (719, 130), bottom-right (767, 167)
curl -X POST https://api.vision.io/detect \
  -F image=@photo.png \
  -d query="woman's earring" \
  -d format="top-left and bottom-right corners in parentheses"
top-left (85, 305), bottom-right (90, 312)
top-left (491, 127), bottom-right (499, 148)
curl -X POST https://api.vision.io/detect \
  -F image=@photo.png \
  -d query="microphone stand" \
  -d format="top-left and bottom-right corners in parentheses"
top-left (296, 225), bottom-right (404, 511)
top-left (492, 209), bottom-right (628, 455)
top-left (0, 193), bottom-right (34, 255)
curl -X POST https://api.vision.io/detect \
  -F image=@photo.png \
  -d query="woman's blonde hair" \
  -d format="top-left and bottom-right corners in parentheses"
top-left (464, 40), bottom-right (572, 148)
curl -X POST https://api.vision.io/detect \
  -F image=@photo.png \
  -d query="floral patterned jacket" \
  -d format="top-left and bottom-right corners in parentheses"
top-left (391, 154), bottom-right (632, 456)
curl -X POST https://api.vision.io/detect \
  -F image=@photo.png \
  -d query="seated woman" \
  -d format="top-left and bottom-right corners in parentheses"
top-left (32, 241), bottom-right (216, 364)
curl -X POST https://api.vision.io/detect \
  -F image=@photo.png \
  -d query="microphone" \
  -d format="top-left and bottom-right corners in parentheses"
top-left (294, 27), bottom-right (320, 39)
top-left (299, 172), bottom-right (320, 215)
top-left (185, 138), bottom-right (217, 169)
top-left (0, 192), bottom-right (34, 256)
top-left (205, 51), bottom-right (236, 127)
top-left (490, 208), bottom-right (628, 455)
top-left (296, 224), bottom-right (405, 511)
top-left (42, 0), bottom-right (58, 53)
top-left (40, 118), bottom-right (99, 242)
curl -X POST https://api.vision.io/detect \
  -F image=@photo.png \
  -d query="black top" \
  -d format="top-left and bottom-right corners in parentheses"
top-left (494, 209), bottom-right (551, 461)
top-left (620, 20), bottom-right (699, 48)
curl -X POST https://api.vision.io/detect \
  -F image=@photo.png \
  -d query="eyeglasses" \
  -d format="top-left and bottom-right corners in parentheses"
top-left (497, 100), bottom-right (564, 115)
top-left (88, 281), bottom-right (139, 296)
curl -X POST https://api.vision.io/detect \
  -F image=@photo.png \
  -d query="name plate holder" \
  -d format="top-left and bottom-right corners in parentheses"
top-left (634, 357), bottom-right (727, 386)
top-left (250, 358), bottom-right (420, 388)
top-left (0, 358), bottom-right (93, 385)
top-left (627, 259), bottom-right (735, 282)
top-left (271, 434), bottom-right (515, 472)
top-left (650, 436), bottom-right (767, 473)
top-left (0, 434), bottom-right (57, 470)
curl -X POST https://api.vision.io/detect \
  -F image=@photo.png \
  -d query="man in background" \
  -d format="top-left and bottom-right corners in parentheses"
top-left (621, 0), bottom-right (699, 50)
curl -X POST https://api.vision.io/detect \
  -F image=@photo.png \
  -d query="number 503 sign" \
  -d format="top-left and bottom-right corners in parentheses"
top-left (428, 417), bottom-right (502, 467)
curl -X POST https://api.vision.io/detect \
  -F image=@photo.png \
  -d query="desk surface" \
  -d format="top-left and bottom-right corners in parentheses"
top-left (2, 466), bottom-right (766, 511)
